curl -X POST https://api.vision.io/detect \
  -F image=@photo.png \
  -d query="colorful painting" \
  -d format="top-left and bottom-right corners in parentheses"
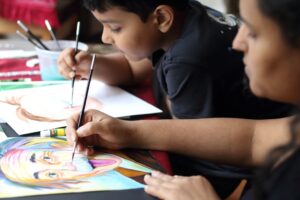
top-left (0, 124), bottom-right (6, 140)
top-left (0, 81), bottom-right (161, 135)
top-left (0, 137), bottom-right (152, 198)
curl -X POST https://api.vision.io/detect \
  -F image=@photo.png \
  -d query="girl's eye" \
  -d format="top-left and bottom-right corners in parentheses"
top-left (247, 31), bottom-right (257, 39)
top-left (110, 27), bottom-right (121, 33)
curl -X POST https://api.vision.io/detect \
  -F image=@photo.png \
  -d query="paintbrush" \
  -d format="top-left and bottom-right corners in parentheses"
top-left (45, 20), bottom-right (61, 50)
top-left (71, 54), bottom-right (96, 162)
top-left (17, 20), bottom-right (49, 50)
top-left (70, 21), bottom-right (81, 107)
top-left (16, 30), bottom-right (42, 49)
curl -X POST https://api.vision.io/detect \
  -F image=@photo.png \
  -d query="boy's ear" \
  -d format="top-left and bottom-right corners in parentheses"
top-left (153, 5), bottom-right (174, 33)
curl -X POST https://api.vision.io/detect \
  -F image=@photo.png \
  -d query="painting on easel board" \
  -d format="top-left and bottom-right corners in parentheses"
top-left (0, 137), bottom-right (152, 198)
top-left (0, 80), bottom-right (161, 135)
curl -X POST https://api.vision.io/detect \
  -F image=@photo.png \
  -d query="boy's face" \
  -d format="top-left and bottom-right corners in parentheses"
top-left (92, 7), bottom-right (163, 61)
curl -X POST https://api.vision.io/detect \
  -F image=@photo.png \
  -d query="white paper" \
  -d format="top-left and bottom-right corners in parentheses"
top-left (0, 50), bottom-right (36, 59)
top-left (0, 80), bottom-right (161, 135)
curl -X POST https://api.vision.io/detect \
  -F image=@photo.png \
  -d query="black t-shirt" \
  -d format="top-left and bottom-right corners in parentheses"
top-left (153, 0), bottom-right (293, 119)
top-left (242, 148), bottom-right (300, 200)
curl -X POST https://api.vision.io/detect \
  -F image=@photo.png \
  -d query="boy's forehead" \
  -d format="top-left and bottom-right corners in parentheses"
top-left (93, 6), bottom-right (133, 16)
top-left (92, 7), bottom-right (140, 23)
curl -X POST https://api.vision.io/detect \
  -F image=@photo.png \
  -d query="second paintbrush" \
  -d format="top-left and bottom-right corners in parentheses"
top-left (71, 54), bottom-right (96, 162)
top-left (70, 21), bottom-right (81, 107)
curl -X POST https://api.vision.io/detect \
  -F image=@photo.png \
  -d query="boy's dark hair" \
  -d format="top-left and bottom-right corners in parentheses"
top-left (82, 0), bottom-right (189, 22)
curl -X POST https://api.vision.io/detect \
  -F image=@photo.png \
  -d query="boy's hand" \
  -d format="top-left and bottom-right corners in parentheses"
top-left (57, 48), bottom-right (92, 80)
top-left (144, 171), bottom-right (220, 200)
top-left (66, 109), bottom-right (132, 155)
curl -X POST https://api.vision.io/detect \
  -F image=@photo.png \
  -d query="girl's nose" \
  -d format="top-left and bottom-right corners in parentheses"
top-left (232, 24), bottom-right (248, 51)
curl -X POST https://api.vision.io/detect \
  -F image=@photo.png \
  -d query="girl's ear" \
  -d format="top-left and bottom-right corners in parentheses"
top-left (153, 5), bottom-right (174, 33)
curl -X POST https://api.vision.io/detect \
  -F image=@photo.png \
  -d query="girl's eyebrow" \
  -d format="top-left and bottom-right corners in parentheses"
top-left (239, 17), bottom-right (255, 30)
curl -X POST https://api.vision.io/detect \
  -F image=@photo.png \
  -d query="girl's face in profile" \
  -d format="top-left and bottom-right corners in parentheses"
top-left (233, 0), bottom-right (300, 104)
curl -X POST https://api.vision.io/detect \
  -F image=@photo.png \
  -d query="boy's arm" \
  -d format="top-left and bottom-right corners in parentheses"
top-left (128, 117), bottom-right (292, 167)
top-left (58, 49), bottom-right (153, 86)
top-left (92, 53), bottom-right (153, 86)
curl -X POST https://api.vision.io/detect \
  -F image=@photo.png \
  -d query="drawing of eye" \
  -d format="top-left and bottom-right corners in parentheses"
top-left (40, 151), bottom-right (56, 164)
top-left (43, 156), bottom-right (51, 161)
top-left (47, 171), bottom-right (58, 179)
top-left (30, 153), bottom-right (36, 162)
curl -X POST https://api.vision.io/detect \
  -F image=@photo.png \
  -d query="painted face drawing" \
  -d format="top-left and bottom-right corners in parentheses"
top-left (0, 148), bottom-right (121, 188)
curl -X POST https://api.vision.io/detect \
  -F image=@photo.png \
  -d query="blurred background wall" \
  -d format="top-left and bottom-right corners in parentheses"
top-left (198, 0), bottom-right (226, 12)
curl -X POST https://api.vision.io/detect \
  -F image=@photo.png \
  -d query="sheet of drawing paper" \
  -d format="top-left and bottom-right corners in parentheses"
top-left (0, 80), bottom-right (161, 135)
top-left (0, 137), bottom-right (152, 198)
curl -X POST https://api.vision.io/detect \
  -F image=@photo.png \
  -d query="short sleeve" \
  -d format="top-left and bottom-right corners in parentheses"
top-left (163, 63), bottom-right (215, 119)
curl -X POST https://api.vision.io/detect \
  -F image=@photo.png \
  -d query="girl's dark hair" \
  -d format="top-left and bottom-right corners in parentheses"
top-left (82, 0), bottom-right (189, 22)
top-left (257, 0), bottom-right (300, 47)
top-left (254, 114), bottom-right (300, 199)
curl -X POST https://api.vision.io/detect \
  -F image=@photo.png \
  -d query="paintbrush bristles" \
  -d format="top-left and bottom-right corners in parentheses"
top-left (45, 20), bottom-right (61, 50)
top-left (45, 20), bottom-right (52, 31)
top-left (17, 20), bottom-right (29, 32)
top-left (75, 21), bottom-right (80, 53)
top-left (71, 143), bottom-right (77, 161)
top-left (16, 30), bottom-right (40, 48)
top-left (70, 21), bottom-right (81, 107)
top-left (17, 20), bottom-right (49, 50)
top-left (16, 30), bottom-right (28, 41)
top-left (76, 22), bottom-right (81, 37)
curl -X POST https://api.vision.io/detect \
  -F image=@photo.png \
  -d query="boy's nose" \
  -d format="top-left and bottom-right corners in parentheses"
top-left (101, 28), bottom-right (113, 45)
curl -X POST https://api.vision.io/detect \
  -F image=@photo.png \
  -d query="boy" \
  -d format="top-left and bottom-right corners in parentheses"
top-left (58, 0), bottom-right (293, 197)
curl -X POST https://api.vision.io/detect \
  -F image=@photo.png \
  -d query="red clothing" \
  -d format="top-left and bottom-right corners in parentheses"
top-left (0, 58), bottom-right (41, 81)
top-left (0, 0), bottom-right (60, 28)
